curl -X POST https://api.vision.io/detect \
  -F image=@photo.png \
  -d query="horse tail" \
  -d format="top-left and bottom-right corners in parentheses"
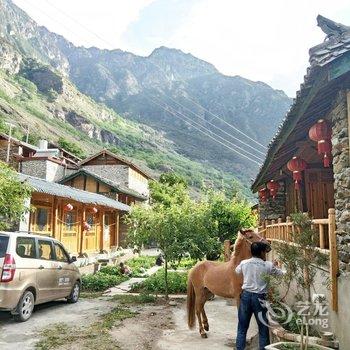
top-left (187, 275), bottom-right (196, 329)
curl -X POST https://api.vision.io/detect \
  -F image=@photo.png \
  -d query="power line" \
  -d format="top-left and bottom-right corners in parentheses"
top-left (37, 0), bottom-right (267, 152)
top-left (156, 91), bottom-right (266, 156)
top-left (172, 94), bottom-right (267, 150)
top-left (148, 96), bottom-right (261, 165)
top-left (149, 94), bottom-right (263, 162)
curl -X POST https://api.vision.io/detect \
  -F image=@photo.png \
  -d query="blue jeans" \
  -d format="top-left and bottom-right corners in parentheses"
top-left (236, 290), bottom-right (270, 350)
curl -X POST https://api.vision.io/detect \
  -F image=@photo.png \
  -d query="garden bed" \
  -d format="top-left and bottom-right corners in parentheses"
top-left (266, 341), bottom-right (334, 350)
top-left (130, 269), bottom-right (188, 294)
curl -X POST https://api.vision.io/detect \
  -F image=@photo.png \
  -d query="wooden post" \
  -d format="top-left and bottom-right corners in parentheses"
top-left (99, 208), bottom-right (104, 252)
top-left (278, 218), bottom-right (282, 241)
top-left (319, 224), bottom-right (325, 249)
top-left (52, 196), bottom-right (58, 239)
top-left (328, 208), bottom-right (338, 312)
top-left (115, 211), bottom-right (120, 248)
top-left (224, 240), bottom-right (231, 262)
top-left (286, 216), bottom-right (291, 242)
top-left (271, 220), bottom-right (276, 240)
top-left (79, 206), bottom-right (86, 257)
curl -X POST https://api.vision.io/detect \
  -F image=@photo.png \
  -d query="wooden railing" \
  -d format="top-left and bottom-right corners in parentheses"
top-left (259, 208), bottom-right (338, 311)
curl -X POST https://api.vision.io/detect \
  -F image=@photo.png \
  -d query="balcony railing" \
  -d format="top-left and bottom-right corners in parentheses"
top-left (259, 208), bottom-right (339, 312)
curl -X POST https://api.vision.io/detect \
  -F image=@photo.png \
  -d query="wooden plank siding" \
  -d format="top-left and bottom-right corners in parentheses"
top-left (29, 192), bottom-right (121, 255)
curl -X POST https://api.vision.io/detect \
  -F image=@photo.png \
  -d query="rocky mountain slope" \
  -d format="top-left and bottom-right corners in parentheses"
top-left (0, 0), bottom-right (292, 197)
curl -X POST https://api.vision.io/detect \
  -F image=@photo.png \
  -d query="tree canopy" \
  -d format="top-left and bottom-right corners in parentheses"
top-left (0, 161), bottom-right (32, 230)
top-left (126, 172), bottom-right (256, 297)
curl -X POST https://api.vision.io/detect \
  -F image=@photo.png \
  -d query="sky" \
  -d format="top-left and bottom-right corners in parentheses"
top-left (13, 0), bottom-right (350, 96)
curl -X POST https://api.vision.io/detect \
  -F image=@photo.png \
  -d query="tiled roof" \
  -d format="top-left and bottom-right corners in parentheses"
top-left (19, 174), bottom-right (131, 212)
top-left (60, 168), bottom-right (148, 200)
top-left (251, 15), bottom-right (350, 192)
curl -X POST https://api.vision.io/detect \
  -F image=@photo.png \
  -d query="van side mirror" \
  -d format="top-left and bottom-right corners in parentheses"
top-left (70, 256), bottom-right (77, 263)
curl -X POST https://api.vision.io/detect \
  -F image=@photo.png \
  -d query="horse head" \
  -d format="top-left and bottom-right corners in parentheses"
top-left (234, 229), bottom-right (271, 259)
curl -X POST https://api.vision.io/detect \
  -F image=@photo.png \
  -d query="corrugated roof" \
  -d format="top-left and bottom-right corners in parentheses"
top-left (60, 168), bottom-right (148, 200)
top-left (19, 174), bottom-right (131, 212)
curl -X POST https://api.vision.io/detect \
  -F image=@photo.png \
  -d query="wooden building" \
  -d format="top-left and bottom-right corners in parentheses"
top-left (252, 16), bottom-right (350, 348)
top-left (19, 174), bottom-right (130, 255)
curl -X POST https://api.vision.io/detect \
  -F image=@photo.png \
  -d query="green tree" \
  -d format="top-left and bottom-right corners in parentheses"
top-left (205, 190), bottom-right (256, 242)
top-left (0, 162), bottom-right (32, 230)
top-left (57, 137), bottom-right (86, 159)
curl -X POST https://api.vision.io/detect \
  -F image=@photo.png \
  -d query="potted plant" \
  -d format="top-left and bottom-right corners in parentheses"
top-left (265, 213), bottom-right (338, 350)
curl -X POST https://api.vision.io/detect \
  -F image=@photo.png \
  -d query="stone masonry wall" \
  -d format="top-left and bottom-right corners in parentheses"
top-left (331, 91), bottom-right (350, 272)
top-left (258, 181), bottom-right (286, 223)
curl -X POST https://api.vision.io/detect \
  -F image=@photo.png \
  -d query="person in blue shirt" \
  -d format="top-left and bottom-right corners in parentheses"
top-left (235, 241), bottom-right (284, 350)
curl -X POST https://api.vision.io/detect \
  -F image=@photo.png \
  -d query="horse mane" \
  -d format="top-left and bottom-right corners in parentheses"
top-left (232, 234), bottom-right (246, 258)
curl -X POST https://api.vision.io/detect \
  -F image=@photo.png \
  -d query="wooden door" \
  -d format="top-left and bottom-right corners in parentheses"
top-left (304, 169), bottom-right (335, 219)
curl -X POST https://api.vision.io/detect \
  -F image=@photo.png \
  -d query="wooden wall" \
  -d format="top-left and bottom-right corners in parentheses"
top-left (29, 193), bottom-right (120, 255)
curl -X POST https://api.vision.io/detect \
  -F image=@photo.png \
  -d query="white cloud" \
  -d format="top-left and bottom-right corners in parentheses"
top-left (166, 0), bottom-right (350, 95)
top-left (12, 0), bottom-right (350, 95)
top-left (13, 0), bottom-right (155, 48)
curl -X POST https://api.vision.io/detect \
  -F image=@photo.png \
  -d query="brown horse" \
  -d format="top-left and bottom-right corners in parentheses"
top-left (187, 229), bottom-right (270, 338)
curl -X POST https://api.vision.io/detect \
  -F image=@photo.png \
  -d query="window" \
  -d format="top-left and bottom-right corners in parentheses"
top-left (54, 243), bottom-right (69, 262)
top-left (0, 235), bottom-right (9, 258)
top-left (32, 207), bottom-right (52, 233)
top-left (38, 240), bottom-right (54, 260)
top-left (63, 211), bottom-right (77, 236)
top-left (16, 237), bottom-right (36, 259)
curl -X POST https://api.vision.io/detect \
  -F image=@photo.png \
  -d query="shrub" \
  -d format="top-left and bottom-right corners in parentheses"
top-left (82, 273), bottom-right (127, 292)
top-left (126, 255), bottom-right (156, 277)
top-left (99, 265), bottom-right (122, 276)
top-left (170, 258), bottom-right (197, 270)
top-left (131, 269), bottom-right (187, 294)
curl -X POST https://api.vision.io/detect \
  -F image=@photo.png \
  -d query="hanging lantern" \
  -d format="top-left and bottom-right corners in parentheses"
top-left (64, 203), bottom-right (73, 211)
top-left (258, 188), bottom-right (269, 202)
top-left (267, 180), bottom-right (280, 199)
top-left (91, 207), bottom-right (98, 214)
top-left (308, 119), bottom-right (332, 167)
top-left (83, 221), bottom-right (91, 231)
top-left (287, 156), bottom-right (307, 191)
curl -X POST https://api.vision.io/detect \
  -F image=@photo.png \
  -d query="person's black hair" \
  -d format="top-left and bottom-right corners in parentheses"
top-left (251, 242), bottom-right (269, 258)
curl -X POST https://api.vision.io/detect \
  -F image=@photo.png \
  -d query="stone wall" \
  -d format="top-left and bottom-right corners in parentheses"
top-left (258, 181), bottom-right (286, 223)
top-left (331, 91), bottom-right (350, 272)
top-left (21, 159), bottom-right (66, 182)
top-left (83, 165), bottom-right (129, 188)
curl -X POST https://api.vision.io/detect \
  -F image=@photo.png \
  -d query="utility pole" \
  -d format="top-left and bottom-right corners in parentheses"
top-left (25, 125), bottom-right (30, 143)
top-left (6, 123), bottom-right (14, 164)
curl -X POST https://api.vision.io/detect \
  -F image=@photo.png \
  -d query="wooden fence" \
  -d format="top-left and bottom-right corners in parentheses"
top-left (259, 208), bottom-right (338, 312)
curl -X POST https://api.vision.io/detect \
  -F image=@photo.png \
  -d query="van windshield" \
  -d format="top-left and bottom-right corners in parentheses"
top-left (0, 235), bottom-right (9, 258)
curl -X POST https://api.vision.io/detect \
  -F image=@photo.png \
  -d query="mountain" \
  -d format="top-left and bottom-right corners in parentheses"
top-left (0, 0), bottom-right (292, 197)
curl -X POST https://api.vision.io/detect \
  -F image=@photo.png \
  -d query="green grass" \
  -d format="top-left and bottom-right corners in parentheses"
top-left (112, 293), bottom-right (157, 305)
top-left (81, 272), bottom-right (128, 292)
top-left (125, 255), bottom-right (156, 277)
top-left (131, 269), bottom-right (188, 294)
top-left (35, 307), bottom-right (135, 350)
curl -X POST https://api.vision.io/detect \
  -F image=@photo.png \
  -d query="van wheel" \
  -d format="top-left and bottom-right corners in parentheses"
top-left (14, 290), bottom-right (34, 322)
top-left (67, 282), bottom-right (80, 303)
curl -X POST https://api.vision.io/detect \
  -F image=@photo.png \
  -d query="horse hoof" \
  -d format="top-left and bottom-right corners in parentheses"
top-left (204, 324), bottom-right (209, 331)
top-left (201, 333), bottom-right (208, 338)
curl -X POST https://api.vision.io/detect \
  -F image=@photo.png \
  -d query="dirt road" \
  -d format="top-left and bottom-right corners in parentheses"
top-left (0, 296), bottom-right (258, 350)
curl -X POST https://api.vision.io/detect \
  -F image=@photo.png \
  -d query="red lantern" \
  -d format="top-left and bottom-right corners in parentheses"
top-left (83, 221), bottom-right (91, 231)
top-left (267, 180), bottom-right (280, 199)
top-left (287, 156), bottom-right (307, 191)
top-left (90, 207), bottom-right (98, 214)
top-left (309, 119), bottom-right (332, 167)
top-left (64, 203), bottom-right (73, 211)
top-left (258, 188), bottom-right (269, 202)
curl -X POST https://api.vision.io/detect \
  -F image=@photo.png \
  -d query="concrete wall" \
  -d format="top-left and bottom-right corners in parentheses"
top-left (128, 168), bottom-right (149, 197)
